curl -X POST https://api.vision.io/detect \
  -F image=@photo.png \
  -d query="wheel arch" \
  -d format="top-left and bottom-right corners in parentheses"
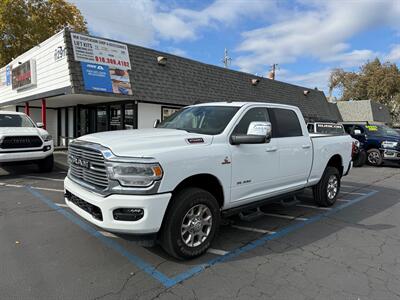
top-left (326, 154), bottom-right (344, 177)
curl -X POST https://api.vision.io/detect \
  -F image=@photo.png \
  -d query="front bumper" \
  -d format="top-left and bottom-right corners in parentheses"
top-left (0, 142), bottom-right (53, 163)
top-left (64, 177), bottom-right (171, 234)
top-left (380, 148), bottom-right (400, 160)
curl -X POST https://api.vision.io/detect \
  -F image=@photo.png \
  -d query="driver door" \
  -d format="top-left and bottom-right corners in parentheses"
top-left (230, 107), bottom-right (280, 204)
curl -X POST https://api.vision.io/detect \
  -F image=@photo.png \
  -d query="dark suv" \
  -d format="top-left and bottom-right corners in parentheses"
top-left (342, 123), bottom-right (400, 166)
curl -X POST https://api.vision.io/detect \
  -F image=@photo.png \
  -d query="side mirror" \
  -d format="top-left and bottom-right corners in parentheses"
top-left (247, 121), bottom-right (272, 139)
top-left (231, 121), bottom-right (272, 145)
top-left (36, 122), bottom-right (44, 128)
top-left (153, 119), bottom-right (160, 128)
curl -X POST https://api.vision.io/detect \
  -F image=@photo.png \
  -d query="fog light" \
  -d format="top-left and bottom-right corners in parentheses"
top-left (43, 146), bottom-right (51, 151)
top-left (113, 208), bottom-right (144, 221)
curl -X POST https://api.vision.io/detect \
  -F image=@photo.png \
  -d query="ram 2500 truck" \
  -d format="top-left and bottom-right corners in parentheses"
top-left (64, 102), bottom-right (353, 259)
top-left (0, 111), bottom-right (54, 172)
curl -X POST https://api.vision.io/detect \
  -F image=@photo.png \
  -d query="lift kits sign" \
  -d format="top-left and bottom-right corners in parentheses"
top-left (71, 33), bottom-right (131, 70)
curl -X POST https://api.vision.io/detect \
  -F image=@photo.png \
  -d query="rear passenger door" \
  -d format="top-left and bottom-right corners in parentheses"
top-left (268, 107), bottom-right (312, 190)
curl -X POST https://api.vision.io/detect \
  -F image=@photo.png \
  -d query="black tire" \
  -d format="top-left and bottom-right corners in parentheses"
top-left (367, 149), bottom-right (383, 166)
top-left (353, 151), bottom-right (366, 167)
top-left (160, 187), bottom-right (220, 260)
top-left (313, 166), bottom-right (340, 207)
top-left (37, 154), bottom-right (54, 173)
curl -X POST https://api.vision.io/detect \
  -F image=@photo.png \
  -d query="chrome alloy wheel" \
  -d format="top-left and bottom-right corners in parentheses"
top-left (368, 151), bottom-right (380, 164)
top-left (181, 204), bottom-right (212, 247)
top-left (327, 175), bottom-right (339, 200)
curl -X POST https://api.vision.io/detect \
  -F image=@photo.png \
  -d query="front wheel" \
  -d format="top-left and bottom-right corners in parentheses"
top-left (313, 166), bottom-right (341, 207)
top-left (367, 149), bottom-right (383, 166)
top-left (160, 187), bottom-right (220, 259)
top-left (37, 154), bottom-right (54, 173)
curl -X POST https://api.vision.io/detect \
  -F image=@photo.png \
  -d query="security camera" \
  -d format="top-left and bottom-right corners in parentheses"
top-left (251, 78), bottom-right (260, 86)
top-left (303, 90), bottom-right (310, 96)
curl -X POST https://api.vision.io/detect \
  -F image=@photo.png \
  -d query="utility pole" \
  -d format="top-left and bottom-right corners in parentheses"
top-left (222, 48), bottom-right (232, 68)
top-left (267, 64), bottom-right (278, 80)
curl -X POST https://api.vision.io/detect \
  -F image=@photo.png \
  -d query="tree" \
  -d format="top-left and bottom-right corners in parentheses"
top-left (329, 58), bottom-right (400, 123)
top-left (0, 0), bottom-right (87, 66)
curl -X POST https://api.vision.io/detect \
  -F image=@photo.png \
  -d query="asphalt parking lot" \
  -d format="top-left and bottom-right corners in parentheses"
top-left (0, 163), bottom-right (399, 300)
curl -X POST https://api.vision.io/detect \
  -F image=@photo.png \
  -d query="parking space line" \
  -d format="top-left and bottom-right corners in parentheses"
top-left (296, 204), bottom-right (332, 210)
top-left (340, 185), bottom-right (357, 188)
top-left (98, 231), bottom-right (119, 238)
top-left (22, 176), bottom-right (65, 182)
top-left (336, 199), bottom-right (351, 202)
top-left (263, 213), bottom-right (308, 221)
top-left (207, 248), bottom-right (229, 256)
top-left (55, 203), bottom-right (69, 208)
top-left (340, 191), bottom-right (368, 196)
top-left (231, 225), bottom-right (276, 234)
top-left (0, 182), bottom-right (63, 193)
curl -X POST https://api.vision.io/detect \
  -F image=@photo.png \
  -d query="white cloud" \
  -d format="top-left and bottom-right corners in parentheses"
top-left (70, 0), bottom-right (274, 45)
top-left (323, 49), bottom-right (379, 67)
top-left (235, 0), bottom-right (400, 73)
top-left (166, 47), bottom-right (188, 57)
top-left (284, 69), bottom-right (332, 92)
top-left (385, 44), bottom-right (400, 63)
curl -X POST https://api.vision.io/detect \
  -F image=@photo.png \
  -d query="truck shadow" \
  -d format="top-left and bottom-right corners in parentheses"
top-left (138, 182), bottom-right (398, 273)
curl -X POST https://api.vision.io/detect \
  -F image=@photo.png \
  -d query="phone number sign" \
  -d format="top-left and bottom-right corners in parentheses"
top-left (71, 33), bottom-right (131, 70)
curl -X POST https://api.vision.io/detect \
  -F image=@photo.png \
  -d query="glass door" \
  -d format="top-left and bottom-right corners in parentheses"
top-left (110, 104), bottom-right (123, 131)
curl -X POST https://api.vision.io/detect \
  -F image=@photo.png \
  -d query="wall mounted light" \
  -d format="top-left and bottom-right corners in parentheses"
top-left (157, 56), bottom-right (167, 66)
top-left (303, 90), bottom-right (310, 96)
top-left (251, 78), bottom-right (260, 86)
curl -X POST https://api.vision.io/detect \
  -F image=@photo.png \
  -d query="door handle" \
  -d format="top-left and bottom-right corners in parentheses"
top-left (302, 144), bottom-right (311, 149)
top-left (266, 146), bottom-right (278, 152)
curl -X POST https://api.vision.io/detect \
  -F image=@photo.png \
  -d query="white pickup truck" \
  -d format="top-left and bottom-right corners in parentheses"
top-left (64, 102), bottom-right (353, 259)
top-left (0, 111), bottom-right (54, 172)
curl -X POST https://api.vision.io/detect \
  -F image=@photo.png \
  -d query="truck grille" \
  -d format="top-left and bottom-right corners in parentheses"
top-left (0, 136), bottom-right (43, 149)
top-left (68, 143), bottom-right (109, 190)
top-left (65, 190), bottom-right (103, 221)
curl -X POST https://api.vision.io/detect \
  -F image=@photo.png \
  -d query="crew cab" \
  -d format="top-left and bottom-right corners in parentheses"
top-left (307, 122), bottom-right (366, 167)
top-left (342, 122), bottom-right (400, 166)
top-left (64, 102), bottom-right (353, 259)
top-left (0, 111), bottom-right (54, 172)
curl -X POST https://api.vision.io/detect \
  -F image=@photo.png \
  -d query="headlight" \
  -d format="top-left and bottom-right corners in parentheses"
top-left (42, 134), bottom-right (52, 142)
top-left (106, 162), bottom-right (163, 187)
top-left (381, 141), bottom-right (398, 148)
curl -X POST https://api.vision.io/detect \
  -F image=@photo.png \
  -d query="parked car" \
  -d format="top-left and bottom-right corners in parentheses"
top-left (307, 122), bottom-right (366, 167)
top-left (342, 122), bottom-right (400, 166)
top-left (65, 102), bottom-right (353, 259)
top-left (0, 111), bottom-right (54, 172)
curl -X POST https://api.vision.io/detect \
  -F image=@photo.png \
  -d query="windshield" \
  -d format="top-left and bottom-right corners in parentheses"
top-left (0, 114), bottom-right (35, 128)
top-left (365, 124), bottom-right (400, 137)
top-left (315, 123), bottom-right (345, 134)
top-left (158, 106), bottom-right (240, 135)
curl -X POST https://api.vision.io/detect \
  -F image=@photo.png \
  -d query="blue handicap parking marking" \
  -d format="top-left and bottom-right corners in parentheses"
top-left (25, 185), bottom-right (378, 288)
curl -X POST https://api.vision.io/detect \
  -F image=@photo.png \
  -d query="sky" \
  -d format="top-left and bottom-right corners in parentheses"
top-left (69, 0), bottom-right (400, 95)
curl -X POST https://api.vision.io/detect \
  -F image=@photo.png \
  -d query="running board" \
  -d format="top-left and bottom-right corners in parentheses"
top-left (221, 189), bottom-right (304, 218)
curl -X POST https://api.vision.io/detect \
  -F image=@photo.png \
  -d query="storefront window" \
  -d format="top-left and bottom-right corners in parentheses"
top-left (110, 104), bottom-right (122, 130)
top-left (97, 106), bottom-right (107, 132)
top-left (125, 103), bottom-right (135, 129)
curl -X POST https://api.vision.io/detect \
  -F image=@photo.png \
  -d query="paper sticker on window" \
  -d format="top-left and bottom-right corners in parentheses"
top-left (366, 125), bottom-right (378, 131)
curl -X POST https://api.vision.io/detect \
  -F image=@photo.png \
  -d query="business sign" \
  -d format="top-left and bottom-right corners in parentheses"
top-left (71, 33), bottom-right (131, 70)
top-left (12, 60), bottom-right (36, 90)
top-left (81, 62), bottom-right (133, 95)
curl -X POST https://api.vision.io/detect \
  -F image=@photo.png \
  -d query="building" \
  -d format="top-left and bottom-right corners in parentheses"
top-left (337, 100), bottom-right (392, 124)
top-left (0, 29), bottom-right (340, 146)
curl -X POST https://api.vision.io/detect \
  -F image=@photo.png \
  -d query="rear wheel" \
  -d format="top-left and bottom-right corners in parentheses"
top-left (37, 154), bottom-right (54, 173)
top-left (367, 149), bottom-right (383, 166)
top-left (160, 187), bottom-right (220, 259)
top-left (313, 166), bottom-right (340, 207)
top-left (353, 151), bottom-right (366, 167)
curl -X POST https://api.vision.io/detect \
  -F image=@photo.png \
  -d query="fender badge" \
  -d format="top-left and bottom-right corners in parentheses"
top-left (221, 156), bottom-right (231, 165)
top-left (186, 138), bottom-right (204, 144)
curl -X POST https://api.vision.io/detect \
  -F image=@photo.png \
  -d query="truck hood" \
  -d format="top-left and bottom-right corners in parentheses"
top-left (0, 127), bottom-right (47, 136)
top-left (77, 128), bottom-right (213, 157)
